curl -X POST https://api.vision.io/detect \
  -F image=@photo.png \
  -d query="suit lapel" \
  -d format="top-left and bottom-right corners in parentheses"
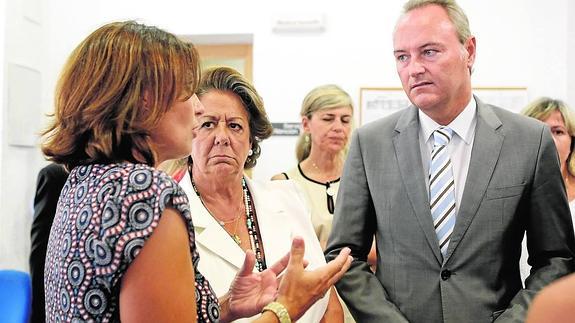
top-left (444, 98), bottom-right (504, 261)
top-left (245, 178), bottom-right (292, 266)
top-left (394, 106), bottom-right (443, 264)
top-left (181, 171), bottom-right (246, 269)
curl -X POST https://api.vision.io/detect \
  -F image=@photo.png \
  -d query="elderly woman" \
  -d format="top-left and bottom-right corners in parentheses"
top-left (177, 67), bottom-right (343, 322)
top-left (41, 21), bottom-right (351, 322)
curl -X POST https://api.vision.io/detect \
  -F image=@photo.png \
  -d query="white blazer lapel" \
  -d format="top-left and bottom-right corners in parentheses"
top-left (180, 171), bottom-right (246, 269)
top-left (245, 178), bottom-right (293, 266)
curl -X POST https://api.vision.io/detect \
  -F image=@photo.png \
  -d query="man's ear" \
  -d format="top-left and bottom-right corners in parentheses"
top-left (465, 36), bottom-right (476, 71)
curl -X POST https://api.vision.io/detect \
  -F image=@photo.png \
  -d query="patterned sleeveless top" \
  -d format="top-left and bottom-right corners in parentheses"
top-left (44, 163), bottom-right (220, 322)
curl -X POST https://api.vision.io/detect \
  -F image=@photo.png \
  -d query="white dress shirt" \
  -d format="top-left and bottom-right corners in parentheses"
top-left (418, 97), bottom-right (477, 216)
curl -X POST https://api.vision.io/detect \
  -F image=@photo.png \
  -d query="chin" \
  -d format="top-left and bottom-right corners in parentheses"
top-left (324, 146), bottom-right (345, 155)
top-left (410, 95), bottom-right (440, 111)
top-left (333, 144), bottom-right (347, 151)
top-left (212, 163), bottom-right (240, 174)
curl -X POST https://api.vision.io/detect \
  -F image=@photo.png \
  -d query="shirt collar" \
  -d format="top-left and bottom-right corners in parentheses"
top-left (419, 97), bottom-right (477, 145)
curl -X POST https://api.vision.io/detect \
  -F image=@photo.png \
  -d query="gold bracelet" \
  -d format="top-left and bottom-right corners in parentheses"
top-left (262, 301), bottom-right (291, 323)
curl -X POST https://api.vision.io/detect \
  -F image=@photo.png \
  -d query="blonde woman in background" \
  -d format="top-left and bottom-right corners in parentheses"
top-left (272, 85), bottom-right (373, 323)
top-left (519, 97), bottom-right (575, 281)
top-left (272, 85), bottom-right (354, 249)
top-left (522, 97), bottom-right (575, 212)
top-left (525, 99), bottom-right (575, 323)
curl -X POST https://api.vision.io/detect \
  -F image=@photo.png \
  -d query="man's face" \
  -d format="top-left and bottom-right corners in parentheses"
top-left (393, 4), bottom-right (475, 123)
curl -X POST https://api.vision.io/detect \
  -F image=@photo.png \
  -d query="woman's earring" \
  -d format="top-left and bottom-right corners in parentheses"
top-left (304, 133), bottom-right (310, 143)
top-left (248, 149), bottom-right (253, 156)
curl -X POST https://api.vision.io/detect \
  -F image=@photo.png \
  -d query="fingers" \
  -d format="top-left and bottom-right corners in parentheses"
top-left (318, 247), bottom-right (352, 283)
top-left (287, 236), bottom-right (306, 270)
top-left (326, 252), bottom-right (353, 287)
top-left (237, 249), bottom-right (256, 277)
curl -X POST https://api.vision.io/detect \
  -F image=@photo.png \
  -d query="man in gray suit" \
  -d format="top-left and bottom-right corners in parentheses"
top-left (324, 0), bottom-right (575, 322)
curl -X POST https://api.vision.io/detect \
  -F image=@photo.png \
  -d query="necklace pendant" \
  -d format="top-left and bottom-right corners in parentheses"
top-left (233, 234), bottom-right (241, 245)
top-left (326, 185), bottom-right (336, 197)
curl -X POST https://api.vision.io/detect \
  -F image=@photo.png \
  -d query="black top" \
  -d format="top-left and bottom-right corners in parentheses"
top-left (29, 163), bottom-right (69, 323)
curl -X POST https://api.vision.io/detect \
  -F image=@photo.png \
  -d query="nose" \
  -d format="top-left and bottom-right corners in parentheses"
top-left (331, 119), bottom-right (345, 132)
top-left (213, 122), bottom-right (230, 146)
top-left (408, 58), bottom-right (425, 78)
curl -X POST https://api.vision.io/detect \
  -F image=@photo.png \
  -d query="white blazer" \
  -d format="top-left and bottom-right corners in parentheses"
top-left (180, 171), bottom-right (329, 323)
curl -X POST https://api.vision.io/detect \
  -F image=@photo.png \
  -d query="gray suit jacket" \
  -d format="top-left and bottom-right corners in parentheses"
top-left (325, 98), bottom-right (575, 323)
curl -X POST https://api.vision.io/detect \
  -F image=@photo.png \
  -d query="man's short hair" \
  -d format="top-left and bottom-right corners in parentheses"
top-left (403, 0), bottom-right (471, 45)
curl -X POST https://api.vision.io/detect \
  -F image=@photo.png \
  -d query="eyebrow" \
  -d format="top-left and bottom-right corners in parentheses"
top-left (198, 114), bottom-right (218, 119)
top-left (393, 42), bottom-right (444, 54)
top-left (226, 116), bottom-right (247, 122)
top-left (322, 113), bottom-right (352, 118)
top-left (199, 114), bottom-right (246, 122)
top-left (420, 42), bottom-right (442, 48)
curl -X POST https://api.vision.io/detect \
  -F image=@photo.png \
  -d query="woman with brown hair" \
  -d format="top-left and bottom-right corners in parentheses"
top-left (41, 21), bottom-right (351, 322)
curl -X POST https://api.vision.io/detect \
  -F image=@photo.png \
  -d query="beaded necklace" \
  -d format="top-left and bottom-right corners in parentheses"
top-left (243, 183), bottom-right (267, 271)
top-left (190, 174), bottom-right (267, 271)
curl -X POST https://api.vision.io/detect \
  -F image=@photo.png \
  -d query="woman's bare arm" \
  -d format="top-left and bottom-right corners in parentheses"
top-left (120, 208), bottom-right (197, 322)
top-left (320, 287), bottom-right (344, 323)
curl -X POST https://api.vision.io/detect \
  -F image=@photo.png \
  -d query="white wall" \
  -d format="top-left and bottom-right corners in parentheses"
top-left (0, 0), bottom-right (49, 270)
top-left (41, 0), bottom-right (572, 180)
top-left (1, 0), bottom-right (573, 270)
top-left (0, 0), bottom-right (6, 269)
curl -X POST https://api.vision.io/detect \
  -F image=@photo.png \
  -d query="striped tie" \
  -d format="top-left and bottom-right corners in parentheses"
top-left (429, 127), bottom-right (456, 257)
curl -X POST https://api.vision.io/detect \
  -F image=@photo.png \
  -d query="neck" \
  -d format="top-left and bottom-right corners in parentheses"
top-left (192, 166), bottom-right (242, 196)
top-left (303, 149), bottom-right (343, 182)
top-left (428, 105), bottom-right (464, 126)
top-left (191, 167), bottom-right (245, 221)
top-left (428, 92), bottom-right (471, 126)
